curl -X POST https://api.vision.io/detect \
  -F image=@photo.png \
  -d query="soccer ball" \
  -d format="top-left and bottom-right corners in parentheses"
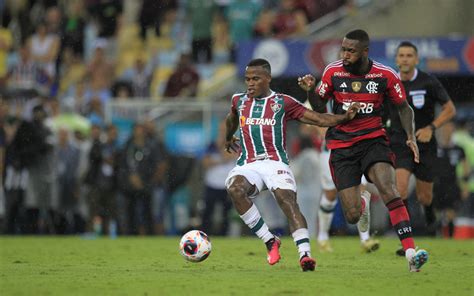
top-left (179, 230), bottom-right (212, 262)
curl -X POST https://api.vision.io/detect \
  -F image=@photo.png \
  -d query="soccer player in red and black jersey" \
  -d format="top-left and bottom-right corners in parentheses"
top-left (224, 58), bottom-right (359, 271)
top-left (387, 42), bottom-right (456, 255)
top-left (298, 29), bottom-right (429, 272)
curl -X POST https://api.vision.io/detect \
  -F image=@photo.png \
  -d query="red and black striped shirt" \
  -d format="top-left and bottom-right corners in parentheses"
top-left (316, 59), bottom-right (406, 149)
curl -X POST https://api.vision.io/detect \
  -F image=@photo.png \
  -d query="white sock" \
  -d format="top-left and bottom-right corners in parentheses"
top-left (240, 203), bottom-right (274, 243)
top-left (359, 230), bottom-right (370, 242)
top-left (318, 193), bottom-right (337, 242)
top-left (292, 228), bottom-right (311, 259)
top-left (405, 248), bottom-right (416, 260)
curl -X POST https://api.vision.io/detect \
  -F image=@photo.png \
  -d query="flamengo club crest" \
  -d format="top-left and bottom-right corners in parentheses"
top-left (351, 81), bottom-right (362, 92)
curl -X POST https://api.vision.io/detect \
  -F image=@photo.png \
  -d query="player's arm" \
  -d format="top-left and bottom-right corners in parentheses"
top-left (298, 74), bottom-right (327, 113)
top-left (224, 110), bottom-right (240, 153)
top-left (397, 100), bottom-right (419, 163)
top-left (299, 103), bottom-right (360, 127)
top-left (416, 100), bottom-right (456, 143)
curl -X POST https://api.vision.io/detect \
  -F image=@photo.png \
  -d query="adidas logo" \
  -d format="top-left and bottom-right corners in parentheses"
top-left (340, 82), bottom-right (347, 88)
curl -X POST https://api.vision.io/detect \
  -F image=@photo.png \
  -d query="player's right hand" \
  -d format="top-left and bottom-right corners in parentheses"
top-left (298, 74), bottom-right (316, 92)
top-left (406, 138), bottom-right (420, 163)
top-left (345, 102), bottom-right (361, 120)
top-left (225, 136), bottom-right (240, 153)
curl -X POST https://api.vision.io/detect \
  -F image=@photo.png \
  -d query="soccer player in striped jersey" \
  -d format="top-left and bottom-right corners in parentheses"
top-left (298, 29), bottom-right (429, 272)
top-left (224, 58), bottom-right (360, 271)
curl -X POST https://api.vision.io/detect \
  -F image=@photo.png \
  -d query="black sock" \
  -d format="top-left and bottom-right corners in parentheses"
top-left (424, 204), bottom-right (436, 226)
top-left (265, 237), bottom-right (276, 251)
top-left (448, 221), bottom-right (455, 237)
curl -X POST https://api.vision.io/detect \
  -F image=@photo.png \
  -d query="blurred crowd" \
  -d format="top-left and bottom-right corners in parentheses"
top-left (0, 0), bottom-right (349, 236)
top-left (1, 0), bottom-right (473, 239)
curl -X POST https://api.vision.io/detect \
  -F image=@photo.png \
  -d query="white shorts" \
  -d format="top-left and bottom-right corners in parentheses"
top-left (320, 150), bottom-right (336, 191)
top-left (320, 150), bottom-right (368, 191)
top-left (225, 160), bottom-right (297, 198)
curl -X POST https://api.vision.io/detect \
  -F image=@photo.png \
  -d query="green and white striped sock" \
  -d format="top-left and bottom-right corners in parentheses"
top-left (240, 204), bottom-right (274, 243)
top-left (292, 228), bottom-right (311, 259)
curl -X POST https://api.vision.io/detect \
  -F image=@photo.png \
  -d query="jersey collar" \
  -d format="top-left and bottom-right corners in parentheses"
top-left (398, 68), bottom-right (418, 81)
top-left (410, 68), bottom-right (418, 81)
top-left (254, 90), bottom-right (275, 101)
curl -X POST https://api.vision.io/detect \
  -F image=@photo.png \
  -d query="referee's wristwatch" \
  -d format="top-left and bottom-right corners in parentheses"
top-left (429, 123), bottom-right (437, 131)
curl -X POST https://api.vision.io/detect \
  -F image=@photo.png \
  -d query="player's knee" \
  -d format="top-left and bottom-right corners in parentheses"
top-left (227, 185), bottom-right (247, 199)
top-left (344, 210), bottom-right (360, 224)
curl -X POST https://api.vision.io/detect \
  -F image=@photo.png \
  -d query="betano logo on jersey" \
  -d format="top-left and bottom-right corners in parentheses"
top-left (240, 116), bottom-right (276, 127)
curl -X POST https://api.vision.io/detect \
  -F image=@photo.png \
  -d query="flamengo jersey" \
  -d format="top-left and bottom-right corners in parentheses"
top-left (316, 59), bottom-right (406, 149)
top-left (231, 91), bottom-right (306, 166)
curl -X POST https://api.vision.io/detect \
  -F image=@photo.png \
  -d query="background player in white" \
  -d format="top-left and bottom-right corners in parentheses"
top-left (224, 58), bottom-right (359, 271)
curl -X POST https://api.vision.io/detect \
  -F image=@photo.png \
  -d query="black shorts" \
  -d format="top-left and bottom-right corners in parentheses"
top-left (391, 144), bottom-right (435, 182)
top-left (329, 137), bottom-right (395, 191)
top-left (433, 181), bottom-right (461, 210)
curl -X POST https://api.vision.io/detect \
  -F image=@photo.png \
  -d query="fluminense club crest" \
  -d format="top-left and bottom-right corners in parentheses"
top-left (271, 102), bottom-right (282, 113)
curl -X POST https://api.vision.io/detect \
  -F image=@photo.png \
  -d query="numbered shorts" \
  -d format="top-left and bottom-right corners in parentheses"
top-left (391, 144), bottom-right (435, 182)
top-left (321, 150), bottom-right (368, 191)
top-left (330, 137), bottom-right (394, 191)
top-left (225, 159), bottom-right (297, 197)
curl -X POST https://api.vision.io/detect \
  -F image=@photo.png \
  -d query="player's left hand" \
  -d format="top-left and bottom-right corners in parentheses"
top-left (345, 102), bottom-right (361, 120)
top-left (406, 138), bottom-right (420, 163)
top-left (415, 126), bottom-right (433, 143)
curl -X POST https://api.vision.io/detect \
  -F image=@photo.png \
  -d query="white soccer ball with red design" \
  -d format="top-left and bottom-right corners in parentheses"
top-left (179, 230), bottom-right (212, 262)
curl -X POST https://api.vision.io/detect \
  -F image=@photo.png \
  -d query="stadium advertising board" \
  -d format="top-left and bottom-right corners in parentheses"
top-left (237, 37), bottom-right (474, 77)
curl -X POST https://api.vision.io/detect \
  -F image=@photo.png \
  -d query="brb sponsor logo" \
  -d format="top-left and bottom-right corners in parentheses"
top-left (342, 101), bottom-right (374, 114)
top-left (240, 116), bottom-right (276, 127)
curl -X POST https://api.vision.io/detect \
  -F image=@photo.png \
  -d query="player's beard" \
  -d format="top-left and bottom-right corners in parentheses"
top-left (343, 57), bottom-right (364, 75)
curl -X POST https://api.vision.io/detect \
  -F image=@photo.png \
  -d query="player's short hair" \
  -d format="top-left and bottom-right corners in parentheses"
top-left (345, 29), bottom-right (370, 48)
top-left (247, 58), bottom-right (271, 75)
top-left (397, 41), bottom-right (418, 54)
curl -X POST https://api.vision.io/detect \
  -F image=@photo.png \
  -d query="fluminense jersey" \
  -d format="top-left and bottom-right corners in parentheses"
top-left (316, 59), bottom-right (406, 149)
top-left (231, 91), bottom-right (307, 166)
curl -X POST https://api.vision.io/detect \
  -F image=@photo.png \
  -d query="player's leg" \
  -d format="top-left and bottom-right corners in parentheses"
top-left (394, 168), bottom-right (413, 255)
top-left (413, 152), bottom-right (436, 236)
top-left (396, 168), bottom-right (412, 201)
top-left (318, 189), bottom-right (337, 252)
top-left (393, 143), bottom-right (415, 214)
top-left (338, 185), bottom-right (364, 224)
top-left (273, 188), bottom-right (316, 271)
top-left (317, 150), bottom-right (337, 252)
top-left (264, 160), bottom-right (315, 271)
top-left (226, 169), bottom-right (279, 264)
top-left (416, 178), bottom-right (436, 234)
top-left (359, 178), bottom-right (380, 253)
top-left (367, 162), bottom-right (428, 271)
top-left (329, 147), bottom-right (370, 234)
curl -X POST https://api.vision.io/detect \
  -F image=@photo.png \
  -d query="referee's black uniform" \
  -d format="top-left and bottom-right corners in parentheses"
top-left (386, 68), bottom-right (450, 182)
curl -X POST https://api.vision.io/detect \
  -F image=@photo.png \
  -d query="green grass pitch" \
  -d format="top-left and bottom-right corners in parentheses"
top-left (1, 236), bottom-right (473, 295)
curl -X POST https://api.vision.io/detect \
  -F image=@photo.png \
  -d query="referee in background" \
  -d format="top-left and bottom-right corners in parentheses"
top-left (385, 41), bottom-right (456, 256)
